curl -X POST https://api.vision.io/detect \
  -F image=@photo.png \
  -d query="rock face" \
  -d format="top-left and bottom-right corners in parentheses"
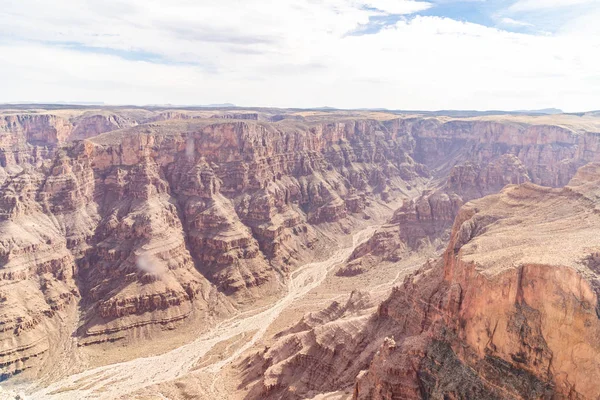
top-left (355, 168), bottom-right (600, 399)
top-left (212, 113), bottom-right (260, 120)
top-left (69, 113), bottom-right (137, 140)
top-left (167, 157), bottom-right (276, 298)
top-left (0, 145), bottom-right (96, 379)
top-left (394, 153), bottom-right (531, 247)
top-left (395, 118), bottom-right (600, 187)
top-left (2, 107), bottom-right (600, 389)
top-left (241, 290), bottom-right (378, 399)
top-left (0, 112), bottom-right (139, 145)
top-left (77, 156), bottom-right (229, 345)
top-left (0, 111), bottom-right (427, 381)
top-left (349, 154), bottom-right (532, 267)
top-left (244, 163), bottom-right (600, 400)
top-left (351, 115), bottom-right (600, 260)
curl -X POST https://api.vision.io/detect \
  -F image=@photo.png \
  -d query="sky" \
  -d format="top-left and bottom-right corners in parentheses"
top-left (0, 0), bottom-right (598, 111)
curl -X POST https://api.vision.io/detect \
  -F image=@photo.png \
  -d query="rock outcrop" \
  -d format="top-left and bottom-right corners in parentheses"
top-left (167, 157), bottom-right (279, 299)
top-left (241, 291), bottom-right (378, 399)
top-left (244, 163), bottom-right (600, 400)
top-left (391, 153), bottom-right (531, 249)
top-left (355, 167), bottom-right (600, 399)
top-left (78, 156), bottom-right (228, 344)
top-left (348, 154), bottom-right (531, 269)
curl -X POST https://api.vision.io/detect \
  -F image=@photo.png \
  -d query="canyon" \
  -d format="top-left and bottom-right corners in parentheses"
top-left (0, 105), bottom-right (600, 399)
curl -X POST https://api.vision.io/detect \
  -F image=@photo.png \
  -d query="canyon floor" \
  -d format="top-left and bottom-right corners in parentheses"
top-left (24, 224), bottom-right (390, 399)
top-left (9, 219), bottom-right (428, 400)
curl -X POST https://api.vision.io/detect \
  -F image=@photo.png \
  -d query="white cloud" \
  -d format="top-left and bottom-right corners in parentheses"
top-left (0, 0), bottom-right (599, 112)
top-left (360, 0), bottom-right (432, 14)
top-left (559, 8), bottom-right (600, 36)
top-left (499, 17), bottom-right (534, 27)
top-left (509, 0), bottom-right (595, 12)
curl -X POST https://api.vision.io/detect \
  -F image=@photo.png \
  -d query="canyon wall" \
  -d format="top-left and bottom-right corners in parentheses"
top-left (350, 117), bottom-right (600, 265)
top-left (354, 167), bottom-right (600, 399)
top-left (243, 162), bottom-right (600, 399)
top-left (0, 113), bottom-right (426, 380)
top-left (2, 109), bottom-right (600, 388)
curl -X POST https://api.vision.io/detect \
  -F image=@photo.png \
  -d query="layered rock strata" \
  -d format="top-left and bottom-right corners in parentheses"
top-left (2, 109), bottom-right (600, 387)
top-left (244, 163), bottom-right (600, 400)
top-left (348, 154), bottom-right (532, 270)
top-left (354, 165), bottom-right (600, 399)
top-left (0, 116), bottom-right (426, 380)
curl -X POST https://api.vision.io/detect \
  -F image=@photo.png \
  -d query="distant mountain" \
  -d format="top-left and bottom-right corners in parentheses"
top-left (205, 103), bottom-right (236, 108)
top-left (6, 101), bottom-right (105, 106)
top-left (303, 107), bottom-right (565, 117)
top-left (56, 101), bottom-right (106, 106)
top-left (514, 108), bottom-right (563, 114)
top-left (144, 103), bottom-right (237, 108)
top-left (313, 106), bottom-right (338, 110)
top-left (391, 109), bottom-right (565, 118)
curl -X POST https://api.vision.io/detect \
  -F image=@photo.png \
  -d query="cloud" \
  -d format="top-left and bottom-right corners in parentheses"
top-left (136, 252), bottom-right (167, 278)
top-left (0, 0), bottom-right (598, 112)
top-left (509, 0), bottom-right (595, 12)
top-left (499, 17), bottom-right (534, 27)
top-left (360, 0), bottom-right (432, 14)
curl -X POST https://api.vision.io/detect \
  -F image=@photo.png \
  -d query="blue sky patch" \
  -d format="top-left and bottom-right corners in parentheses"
top-left (418, 0), bottom-right (500, 27)
top-left (349, 0), bottom-right (593, 36)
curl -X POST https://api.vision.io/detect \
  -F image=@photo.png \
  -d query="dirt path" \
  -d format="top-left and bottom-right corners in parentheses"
top-left (24, 226), bottom-right (378, 400)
